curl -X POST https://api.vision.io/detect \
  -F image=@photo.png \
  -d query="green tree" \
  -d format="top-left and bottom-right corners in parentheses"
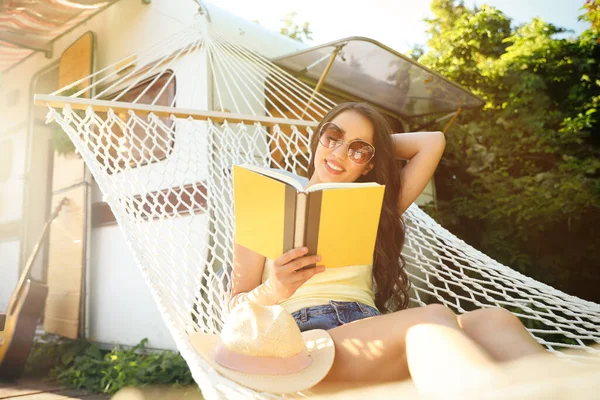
top-left (280, 12), bottom-right (313, 43)
top-left (417, 0), bottom-right (600, 301)
top-left (581, 0), bottom-right (600, 42)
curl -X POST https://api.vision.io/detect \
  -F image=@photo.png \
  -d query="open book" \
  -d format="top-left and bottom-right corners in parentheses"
top-left (233, 164), bottom-right (385, 268)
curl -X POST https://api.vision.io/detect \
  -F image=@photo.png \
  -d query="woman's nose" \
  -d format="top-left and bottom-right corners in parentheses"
top-left (332, 142), bottom-right (347, 160)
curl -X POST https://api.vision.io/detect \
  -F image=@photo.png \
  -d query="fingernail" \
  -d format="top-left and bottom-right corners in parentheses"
top-left (302, 247), bottom-right (308, 253)
top-left (318, 266), bottom-right (325, 272)
top-left (316, 256), bottom-right (322, 261)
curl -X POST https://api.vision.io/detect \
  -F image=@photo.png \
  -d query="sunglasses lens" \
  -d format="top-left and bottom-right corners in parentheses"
top-left (348, 141), bottom-right (374, 164)
top-left (319, 125), bottom-right (344, 148)
top-left (318, 123), bottom-right (374, 165)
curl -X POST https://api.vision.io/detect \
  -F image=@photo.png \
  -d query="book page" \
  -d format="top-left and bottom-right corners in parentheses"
top-left (309, 185), bottom-right (385, 268)
top-left (305, 181), bottom-right (381, 193)
top-left (237, 164), bottom-right (307, 191)
top-left (233, 165), bottom-right (296, 259)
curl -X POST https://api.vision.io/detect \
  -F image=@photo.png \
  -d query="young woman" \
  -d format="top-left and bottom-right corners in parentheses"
top-left (228, 102), bottom-right (545, 389)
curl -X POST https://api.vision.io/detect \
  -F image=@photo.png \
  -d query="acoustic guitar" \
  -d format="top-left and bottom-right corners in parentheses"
top-left (0, 198), bottom-right (69, 381)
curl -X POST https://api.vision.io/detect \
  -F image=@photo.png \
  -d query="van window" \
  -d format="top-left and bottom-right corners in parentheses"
top-left (99, 71), bottom-right (176, 172)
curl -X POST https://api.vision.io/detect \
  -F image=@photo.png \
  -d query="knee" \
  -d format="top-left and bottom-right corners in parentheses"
top-left (420, 303), bottom-right (458, 325)
top-left (460, 307), bottom-right (524, 332)
top-left (487, 307), bottom-right (525, 330)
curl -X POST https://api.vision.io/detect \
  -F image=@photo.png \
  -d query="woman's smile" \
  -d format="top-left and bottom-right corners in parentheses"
top-left (324, 158), bottom-right (346, 175)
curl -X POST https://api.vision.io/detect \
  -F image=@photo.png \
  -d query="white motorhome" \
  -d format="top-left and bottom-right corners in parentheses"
top-left (0, 0), bottom-right (482, 350)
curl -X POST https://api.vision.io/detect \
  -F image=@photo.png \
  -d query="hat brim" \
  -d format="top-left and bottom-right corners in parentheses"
top-left (189, 329), bottom-right (335, 394)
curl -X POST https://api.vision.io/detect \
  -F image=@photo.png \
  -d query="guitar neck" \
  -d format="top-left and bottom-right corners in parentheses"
top-left (8, 198), bottom-right (69, 315)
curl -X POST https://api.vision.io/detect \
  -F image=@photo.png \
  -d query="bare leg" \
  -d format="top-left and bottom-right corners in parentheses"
top-left (319, 304), bottom-right (495, 384)
top-left (458, 307), bottom-right (547, 362)
top-left (405, 323), bottom-right (504, 397)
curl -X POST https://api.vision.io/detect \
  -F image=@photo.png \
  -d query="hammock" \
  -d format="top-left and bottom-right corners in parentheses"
top-left (36, 12), bottom-right (600, 400)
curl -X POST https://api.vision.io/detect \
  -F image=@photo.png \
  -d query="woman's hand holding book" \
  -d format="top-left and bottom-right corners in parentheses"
top-left (265, 247), bottom-right (325, 302)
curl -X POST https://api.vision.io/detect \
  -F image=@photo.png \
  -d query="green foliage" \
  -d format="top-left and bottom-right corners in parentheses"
top-left (25, 336), bottom-right (193, 395)
top-left (51, 87), bottom-right (83, 157)
top-left (280, 12), bottom-right (313, 43)
top-left (25, 335), bottom-right (89, 377)
top-left (507, 302), bottom-right (600, 347)
top-left (417, 0), bottom-right (600, 301)
top-left (51, 123), bottom-right (77, 157)
top-left (581, 0), bottom-right (600, 42)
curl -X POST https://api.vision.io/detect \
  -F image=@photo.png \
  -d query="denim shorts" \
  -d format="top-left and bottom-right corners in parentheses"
top-left (291, 300), bottom-right (381, 332)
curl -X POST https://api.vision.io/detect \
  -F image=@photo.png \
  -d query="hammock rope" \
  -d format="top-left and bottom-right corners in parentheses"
top-left (37, 14), bottom-right (599, 399)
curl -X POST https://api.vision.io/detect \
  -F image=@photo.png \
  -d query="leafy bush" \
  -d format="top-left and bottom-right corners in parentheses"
top-left (25, 336), bottom-right (194, 395)
top-left (416, 0), bottom-right (600, 302)
top-left (51, 123), bottom-right (77, 156)
top-left (50, 87), bottom-right (84, 156)
top-left (25, 335), bottom-right (89, 377)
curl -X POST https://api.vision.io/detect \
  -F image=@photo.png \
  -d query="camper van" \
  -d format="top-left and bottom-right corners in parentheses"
top-left (0, 0), bottom-right (482, 351)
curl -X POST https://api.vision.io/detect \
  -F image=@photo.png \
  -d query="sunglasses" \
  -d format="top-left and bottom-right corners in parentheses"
top-left (317, 122), bottom-right (375, 165)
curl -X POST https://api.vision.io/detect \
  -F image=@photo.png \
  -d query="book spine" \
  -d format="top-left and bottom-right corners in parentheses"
top-left (294, 193), bottom-right (307, 249)
top-left (283, 185), bottom-right (297, 253)
top-left (304, 191), bottom-right (323, 268)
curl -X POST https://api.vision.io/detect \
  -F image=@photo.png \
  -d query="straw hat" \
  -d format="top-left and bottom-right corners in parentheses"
top-left (189, 301), bottom-right (335, 394)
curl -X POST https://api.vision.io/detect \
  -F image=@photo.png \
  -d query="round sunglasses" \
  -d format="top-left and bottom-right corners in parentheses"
top-left (317, 122), bottom-right (375, 165)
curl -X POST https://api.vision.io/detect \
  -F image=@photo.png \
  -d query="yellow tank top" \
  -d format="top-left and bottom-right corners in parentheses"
top-left (261, 258), bottom-right (376, 315)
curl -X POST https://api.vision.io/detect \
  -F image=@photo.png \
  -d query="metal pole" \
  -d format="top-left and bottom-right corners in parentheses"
top-left (301, 45), bottom-right (344, 118)
top-left (442, 107), bottom-right (463, 134)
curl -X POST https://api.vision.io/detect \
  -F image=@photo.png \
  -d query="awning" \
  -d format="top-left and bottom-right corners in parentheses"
top-left (272, 37), bottom-right (485, 119)
top-left (0, 0), bottom-right (118, 72)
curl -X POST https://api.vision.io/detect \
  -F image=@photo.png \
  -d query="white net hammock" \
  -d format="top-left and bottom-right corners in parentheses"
top-left (36, 13), bottom-right (600, 400)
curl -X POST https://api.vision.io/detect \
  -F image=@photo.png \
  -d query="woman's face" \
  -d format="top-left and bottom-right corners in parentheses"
top-left (310, 111), bottom-right (375, 185)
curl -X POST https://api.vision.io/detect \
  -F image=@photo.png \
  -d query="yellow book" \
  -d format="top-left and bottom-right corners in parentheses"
top-left (233, 164), bottom-right (385, 268)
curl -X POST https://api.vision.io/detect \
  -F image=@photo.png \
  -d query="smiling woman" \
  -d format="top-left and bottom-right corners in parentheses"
top-left (308, 108), bottom-right (381, 177)
top-left (230, 102), bottom-right (546, 393)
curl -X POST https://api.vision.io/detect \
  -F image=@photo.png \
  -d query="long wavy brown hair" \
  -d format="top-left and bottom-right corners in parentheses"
top-left (307, 102), bottom-right (411, 312)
